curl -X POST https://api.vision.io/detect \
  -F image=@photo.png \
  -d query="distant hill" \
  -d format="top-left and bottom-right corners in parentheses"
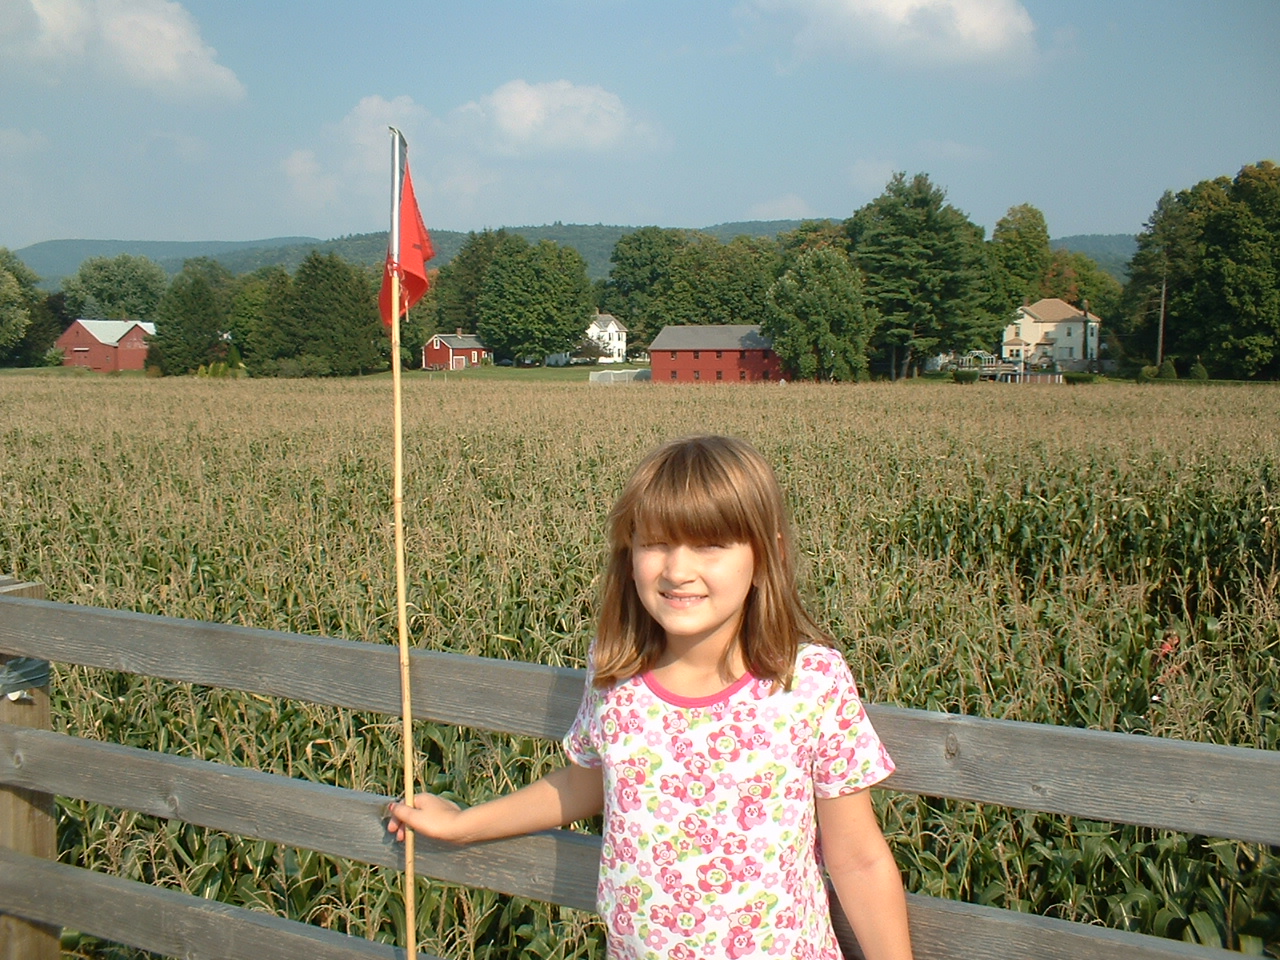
top-left (15, 237), bottom-right (320, 290)
top-left (1050, 234), bottom-right (1137, 282)
top-left (19, 222), bottom-right (1128, 288)
top-left (14, 220), bottom-right (815, 288)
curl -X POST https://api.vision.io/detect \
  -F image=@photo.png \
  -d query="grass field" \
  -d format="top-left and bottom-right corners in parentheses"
top-left (1, 371), bottom-right (1277, 957)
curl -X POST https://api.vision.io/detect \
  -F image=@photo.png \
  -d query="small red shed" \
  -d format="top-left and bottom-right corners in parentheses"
top-left (56, 320), bottom-right (156, 372)
top-left (649, 325), bottom-right (783, 383)
top-left (422, 330), bottom-right (491, 370)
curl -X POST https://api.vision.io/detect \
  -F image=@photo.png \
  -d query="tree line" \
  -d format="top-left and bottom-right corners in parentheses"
top-left (2, 161), bottom-right (1275, 380)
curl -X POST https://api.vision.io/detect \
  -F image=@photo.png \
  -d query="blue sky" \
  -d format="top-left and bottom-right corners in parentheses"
top-left (1, 0), bottom-right (1276, 250)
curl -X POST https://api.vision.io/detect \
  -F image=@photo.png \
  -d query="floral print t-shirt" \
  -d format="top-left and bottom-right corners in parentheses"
top-left (563, 643), bottom-right (895, 959)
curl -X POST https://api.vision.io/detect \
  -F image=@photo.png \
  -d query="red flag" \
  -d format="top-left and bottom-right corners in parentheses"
top-left (379, 136), bottom-right (435, 327)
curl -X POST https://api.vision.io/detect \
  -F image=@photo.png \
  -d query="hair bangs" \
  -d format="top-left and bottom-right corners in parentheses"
top-left (623, 445), bottom-right (757, 549)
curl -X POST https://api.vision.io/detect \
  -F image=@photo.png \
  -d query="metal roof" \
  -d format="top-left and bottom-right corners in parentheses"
top-left (649, 325), bottom-right (772, 351)
top-left (74, 319), bottom-right (156, 346)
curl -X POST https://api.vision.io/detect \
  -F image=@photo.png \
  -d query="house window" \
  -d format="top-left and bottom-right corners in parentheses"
top-left (1067, 327), bottom-right (1074, 337)
top-left (739, 369), bottom-right (746, 381)
top-left (716, 370), bottom-right (723, 381)
top-left (694, 370), bottom-right (701, 381)
top-left (670, 351), bottom-right (677, 360)
top-left (716, 350), bottom-right (723, 359)
top-left (670, 369), bottom-right (677, 380)
top-left (763, 370), bottom-right (771, 381)
top-left (693, 350), bottom-right (701, 359)
top-left (1066, 347), bottom-right (1074, 358)
top-left (740, 350), bottom-right (747, 359)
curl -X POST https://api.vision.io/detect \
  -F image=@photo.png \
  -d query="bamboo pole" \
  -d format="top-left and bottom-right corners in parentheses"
top-left (388, 128), bottom-right (419, 960)
top-left (0, 578), bottom-right (58, 960)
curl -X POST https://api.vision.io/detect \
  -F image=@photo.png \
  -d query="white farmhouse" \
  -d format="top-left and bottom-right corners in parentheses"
top-left (587, 311), bottom-right (628, 363)
top-left (1001, 298), bottom-right (1101, 372)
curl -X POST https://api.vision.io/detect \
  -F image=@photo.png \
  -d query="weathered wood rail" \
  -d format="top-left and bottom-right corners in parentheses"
top-left (1, 576), bottom-right (1276, 960)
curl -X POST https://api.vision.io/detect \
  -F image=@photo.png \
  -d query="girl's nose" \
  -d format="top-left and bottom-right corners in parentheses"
top-left (662, 544), bottom-right (695, 582)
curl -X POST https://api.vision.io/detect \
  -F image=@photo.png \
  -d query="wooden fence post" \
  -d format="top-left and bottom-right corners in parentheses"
top-left (0, 578), bottom-right (59, 960)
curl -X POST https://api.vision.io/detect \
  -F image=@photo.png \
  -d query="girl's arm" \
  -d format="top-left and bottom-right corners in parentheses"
top-left (386, 762), bottom-right (605, 845)
top-left (816, 789), bottom-right (913, 960)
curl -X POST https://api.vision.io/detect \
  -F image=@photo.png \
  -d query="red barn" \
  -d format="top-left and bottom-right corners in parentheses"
top-left (649, 325), bottom-right (783, 383)
top-left (56, 320), bottom-right (155, 372)
top-left (422, 330), bottom-right (491, 370)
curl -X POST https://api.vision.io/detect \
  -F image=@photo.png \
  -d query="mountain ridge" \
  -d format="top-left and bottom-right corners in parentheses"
top-left (15, 222), bottom-right (1135, 288)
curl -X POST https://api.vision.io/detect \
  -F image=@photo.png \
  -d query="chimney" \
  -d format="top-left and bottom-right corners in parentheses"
top-left (456, 327), bottom-right (463, 336)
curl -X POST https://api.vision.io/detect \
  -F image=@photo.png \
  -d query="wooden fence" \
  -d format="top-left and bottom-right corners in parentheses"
top-left (1, 576), bottom-right (1277, 960)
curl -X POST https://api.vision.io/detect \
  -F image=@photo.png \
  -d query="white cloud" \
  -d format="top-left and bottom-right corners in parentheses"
top-left (751, 0), bottom-right (1037, 67)
top-left (4, 0), bottom-right (244, 100)
top-left (848, 159), bottom-right (897, 197)
top-left (749, 193), bottom-right (815, 220)
top-left (461, 79), bottom-right (641, 154)
top-left (919, 138), bottom-right (991, 162)
top-left (0, 127), bottom-right (49, 156)
top-left (281, 95), bottom-right (433, 218)
top-left (282, 149), bottom-right (339, 210)
top-left (280, 81), bottom-right (658, 234)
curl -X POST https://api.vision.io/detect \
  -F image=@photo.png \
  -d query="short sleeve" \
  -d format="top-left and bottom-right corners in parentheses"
top-left (562, 673), bottom-right (604, 769)
top-left (809, 648), bottom-right (895, 797)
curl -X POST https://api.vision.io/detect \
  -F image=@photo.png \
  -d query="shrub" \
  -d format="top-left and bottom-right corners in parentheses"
top-left (1190, 359), bottom-right (1209, 381)
top-left (1063, 372), bottom-right (1096, 385)
top-left (952, 369), bottom-right (981, 384)
top-left (1158, 358), bottom-right (1178, 380)
top-left (1137, 365), bottom-right (1160, 383)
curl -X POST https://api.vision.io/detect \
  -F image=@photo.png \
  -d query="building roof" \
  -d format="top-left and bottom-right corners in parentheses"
top-left (1020, 298), bottom-right (1100, 323)
top-left (72, 319), bottom-right (155, 346)
top-left (1003, 336), bottom-right (1030, 347)
top-left (590, 312), bottom-right (627, 333)
top-left (649, 325), bottom-right (773, 351)
top-left (433, 333), bottom-right (487, 351)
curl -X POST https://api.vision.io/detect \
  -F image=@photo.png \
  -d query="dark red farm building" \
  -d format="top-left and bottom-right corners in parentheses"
top-left (55, 320), bottom-right (155, 372)
top-left (649, 325), bottom-right (783, 383)
top-left (422, 330), bottom-right (491, 370)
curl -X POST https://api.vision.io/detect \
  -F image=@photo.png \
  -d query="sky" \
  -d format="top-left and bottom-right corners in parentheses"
top-left (1, 0), bottom-right (1277, 251)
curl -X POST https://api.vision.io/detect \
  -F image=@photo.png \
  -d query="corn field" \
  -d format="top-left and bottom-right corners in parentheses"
top-left (1, 370), bottom-right (1277, 958)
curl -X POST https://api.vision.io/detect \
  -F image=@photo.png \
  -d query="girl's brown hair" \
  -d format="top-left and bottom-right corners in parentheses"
top-left (592, 435), bottom-right (830, 689)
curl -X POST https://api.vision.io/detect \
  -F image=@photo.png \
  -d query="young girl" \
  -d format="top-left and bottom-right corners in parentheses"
top-left (387, 435), bottom-right (912, 960)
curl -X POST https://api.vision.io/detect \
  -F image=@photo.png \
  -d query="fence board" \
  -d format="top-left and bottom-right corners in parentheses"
top-left (0, 725), bottom-right (1249, 960)
top-left (0, 847), bottom-right (439, 960)
top-left (894, 893), bottom-right (1235, 960)
top-left (0, 596), bottom-right (582, 738)
top-left (2, 596), bottom-right (1277, 845)
top-left (0, 723), bottom-right (601, 911)
top-left (870, 707), bottom-right (1280, 846)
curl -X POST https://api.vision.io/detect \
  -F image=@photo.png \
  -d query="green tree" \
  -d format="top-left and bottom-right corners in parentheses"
top-left (293, 251), bottom-right (386, 376)
top-left (602, 226), bottom-right (686, 348)
top-left (848, 172), bottom-right (994, 378)
top-left (149, 259), bottom-right (235, 375)
top-left (228, 265), bottom-right (298, 374)
top-left (777, 220), bottom-right (849, 266)
top-left (763, 247), bottom-right (872, 381)
top-left (988, 204), bottom-right (1051, 315)
top-left (663, 234), bottom-right (780, 328)
top-left (434, 229), bottom-right (507, 337)
top-left (1041, 249), bottom-right (1122, 321)
top-left (0, 249), bottom-right (41, 360)
top-left (478, 235), bottom-right (594, 362)
top-left (62, 254), bottom-right (168, 320)
top-left (1122, 162), bottom-right (1280, 378)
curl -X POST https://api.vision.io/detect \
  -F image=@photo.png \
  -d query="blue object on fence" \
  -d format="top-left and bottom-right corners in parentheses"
top-left (0, 657), bottom-right (50, 699)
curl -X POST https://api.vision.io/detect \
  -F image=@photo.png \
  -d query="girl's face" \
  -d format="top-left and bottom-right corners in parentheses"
top-left (630, 533), bottom-right (755, 655)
